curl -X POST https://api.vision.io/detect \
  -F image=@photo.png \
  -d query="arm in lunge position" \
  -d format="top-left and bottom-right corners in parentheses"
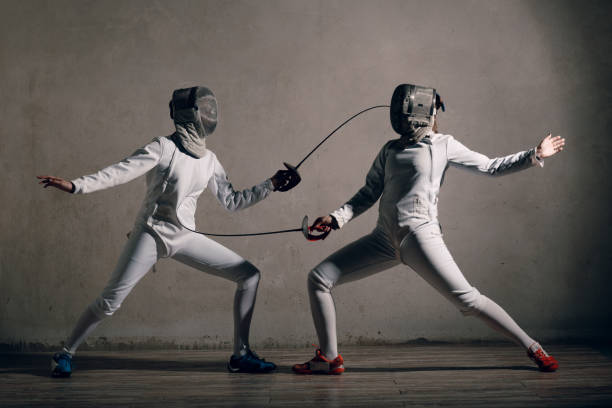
top-left (38, 144), bottom-right (298, 200)
top-left (324, 141), bottom-right (389, 229)
top-left (208, 153), bottom-right (300, 212)
top-left (309, 142), bottom-right (391, 233)
top-left (447, 133), bottom-right (565, 175)
top-left (309, 134), bottom-right (566, 234)
top-left (37, 138), bottom-right (164, 194)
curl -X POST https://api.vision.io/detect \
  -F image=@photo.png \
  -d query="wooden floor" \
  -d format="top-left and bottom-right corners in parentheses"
top-left (2, 344), bottom-right (612, 407)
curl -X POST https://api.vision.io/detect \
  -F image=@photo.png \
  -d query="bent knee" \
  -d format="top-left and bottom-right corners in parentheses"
top-left (308, 265), bottom-right (334, 293)
top-left (453, 287), bottom-right (488, 316)
top-left (89, 296), bottom-right (119, 319)
top-left (236, 262), bottom-right (260, 290)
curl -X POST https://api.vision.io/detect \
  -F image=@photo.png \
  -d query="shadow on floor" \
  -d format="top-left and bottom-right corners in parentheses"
top-left (0, 353), bottom-right (227, 378)
top-left (0, 353), bottom-right (538, 378)
top-left (343, 365), bottom-right (538, 373)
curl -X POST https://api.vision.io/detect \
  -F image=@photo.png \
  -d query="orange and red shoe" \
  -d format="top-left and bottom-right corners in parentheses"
top-left (292, 349), bottom-right (345, 375)
top-left (527, 342), bottom-right (559, 372)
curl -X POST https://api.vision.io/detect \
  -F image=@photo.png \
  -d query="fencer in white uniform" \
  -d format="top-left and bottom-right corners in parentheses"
top-left (40, 86), bottom-right (299, 376)
top-left (293, 84), bottom-right (565, 375)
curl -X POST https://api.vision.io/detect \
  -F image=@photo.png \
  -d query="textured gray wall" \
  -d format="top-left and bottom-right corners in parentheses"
top-left (1, 0), bottom-right (611, 350)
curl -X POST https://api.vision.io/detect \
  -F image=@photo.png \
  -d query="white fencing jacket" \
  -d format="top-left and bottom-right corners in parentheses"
top-left (72, 136), bottom-right (274, 256)
top-left (330, 133), bottom-right (543, 242)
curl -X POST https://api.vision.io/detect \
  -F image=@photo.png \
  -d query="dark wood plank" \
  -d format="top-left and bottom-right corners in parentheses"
top-left (1, 344), bottom-right (611, 407)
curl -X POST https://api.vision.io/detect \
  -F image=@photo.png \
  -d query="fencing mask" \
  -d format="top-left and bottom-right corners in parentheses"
top-left (390, 84), bottom-right (443, 144)
top-left (169, 86), bottom-right (218, 158)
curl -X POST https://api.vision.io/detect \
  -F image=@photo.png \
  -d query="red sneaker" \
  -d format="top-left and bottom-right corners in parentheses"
top-left (527, 343), bottom-right (559, 372)
top-left (292, 349), bottom-right (345, 375)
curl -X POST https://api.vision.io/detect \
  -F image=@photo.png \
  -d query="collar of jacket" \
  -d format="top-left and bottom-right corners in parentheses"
top-left (398, 134), bottom-right (433, 148)
top-left (173, 124), bottom-right (207, 158)
top-left (420, 135), bottom-right (433, 144)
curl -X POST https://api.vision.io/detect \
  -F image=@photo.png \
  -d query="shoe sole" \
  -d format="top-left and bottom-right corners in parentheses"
top-left (51, 365), bottom-right (72, 378)
top-left (292, 367), bottom-right (345, 375)
top-left (227, 363), bottom-right (276, 373)
top-left (528, 356), bottom-right (559, 372)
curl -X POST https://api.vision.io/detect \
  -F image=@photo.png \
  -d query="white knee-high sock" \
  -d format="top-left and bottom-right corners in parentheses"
top-left (475, 296), bottom-right (535, 349)
top-left (308, 280), bottom-right (339, 359)
top-left (63, 306), bottom-right (105, 355)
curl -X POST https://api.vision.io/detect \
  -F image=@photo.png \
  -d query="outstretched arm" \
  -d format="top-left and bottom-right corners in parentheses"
top-left (447, 133), bottom-right (565, 176)
top-left (38, 138), bottom-right (164, 195)
top-left (208, 154), bottom-right (279, 211)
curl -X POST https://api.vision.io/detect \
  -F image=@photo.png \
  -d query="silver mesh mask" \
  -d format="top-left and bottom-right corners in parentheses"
top-left (390, 84), bottom-right (437, 143)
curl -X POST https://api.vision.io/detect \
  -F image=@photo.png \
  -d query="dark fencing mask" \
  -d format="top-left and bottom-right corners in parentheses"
top-left (169, 86), bottom-right (218, 158)
top-left (390, 84), bottom-right (443, 143)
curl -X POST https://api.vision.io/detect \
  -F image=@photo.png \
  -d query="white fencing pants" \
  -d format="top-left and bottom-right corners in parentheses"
top-left (64, 226), bottom-right (260, 356)
top-left (308, 223), bottom-right (535, 359)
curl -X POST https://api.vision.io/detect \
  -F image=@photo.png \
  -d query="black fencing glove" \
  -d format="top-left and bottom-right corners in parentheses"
top-left (271, 163), bottom-right (302, 192)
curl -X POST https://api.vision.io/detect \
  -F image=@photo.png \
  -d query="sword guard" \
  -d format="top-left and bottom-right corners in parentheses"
top-left (275, 162), bottom-right (301, 192)
top-left (300, 215), bottom-right (331, 241)
top-left (307, 225), bottom-right (331, 241)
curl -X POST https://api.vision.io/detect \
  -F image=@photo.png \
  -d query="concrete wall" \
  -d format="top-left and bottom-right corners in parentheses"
top-left (1, 0), bottom-right (611, 350)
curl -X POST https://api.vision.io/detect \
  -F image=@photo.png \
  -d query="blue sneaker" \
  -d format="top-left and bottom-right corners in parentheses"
top-left (227, 349), bottom-right (276, 373)
top-left (51, 352), bottom-right (72, 378)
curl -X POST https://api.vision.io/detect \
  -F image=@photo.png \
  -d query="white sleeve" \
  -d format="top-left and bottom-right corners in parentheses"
top-left (207, 154), bottom-right (274, 212)
top-left (330, 142), bottom-right (387, 228)
top-left (71, 138), bottom-right (163, 194)
top-left (447, 136), bottom-right (543, 176)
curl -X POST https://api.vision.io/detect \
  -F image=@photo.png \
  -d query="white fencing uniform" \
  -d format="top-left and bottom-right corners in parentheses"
top-left (64, 136), bottom-right (273, 355)
top-left (309, 133), bottom-right (544, 359)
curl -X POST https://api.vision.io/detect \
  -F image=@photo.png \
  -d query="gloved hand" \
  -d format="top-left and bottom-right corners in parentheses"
top-left (270, 163), bottom-right (301, 192)
top-left (311, 215), bottom-right (339, 231)
top-left (303, 215), bottom-right (336, 241)
top-left (435, 93), bottom-right (445, 112)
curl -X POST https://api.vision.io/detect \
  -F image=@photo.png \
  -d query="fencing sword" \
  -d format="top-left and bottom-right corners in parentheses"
top-left (277, 105), bottom-right (390, 191)
top-left (181, 215), bottom-right (329, 241)
top-left (184, 104), bottom-right (390, 240)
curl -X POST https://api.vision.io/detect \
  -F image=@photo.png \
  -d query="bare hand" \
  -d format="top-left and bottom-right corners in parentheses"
top-left (37, 175), bottom-right (74, 193)
top-left (536, 134), bottom-right (565, 158)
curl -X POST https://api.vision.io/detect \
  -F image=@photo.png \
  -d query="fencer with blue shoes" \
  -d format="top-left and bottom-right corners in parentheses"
top-left (51, 352), bottom-right (72, 378)
top-left (227, 349), bottom-right (277, 373)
